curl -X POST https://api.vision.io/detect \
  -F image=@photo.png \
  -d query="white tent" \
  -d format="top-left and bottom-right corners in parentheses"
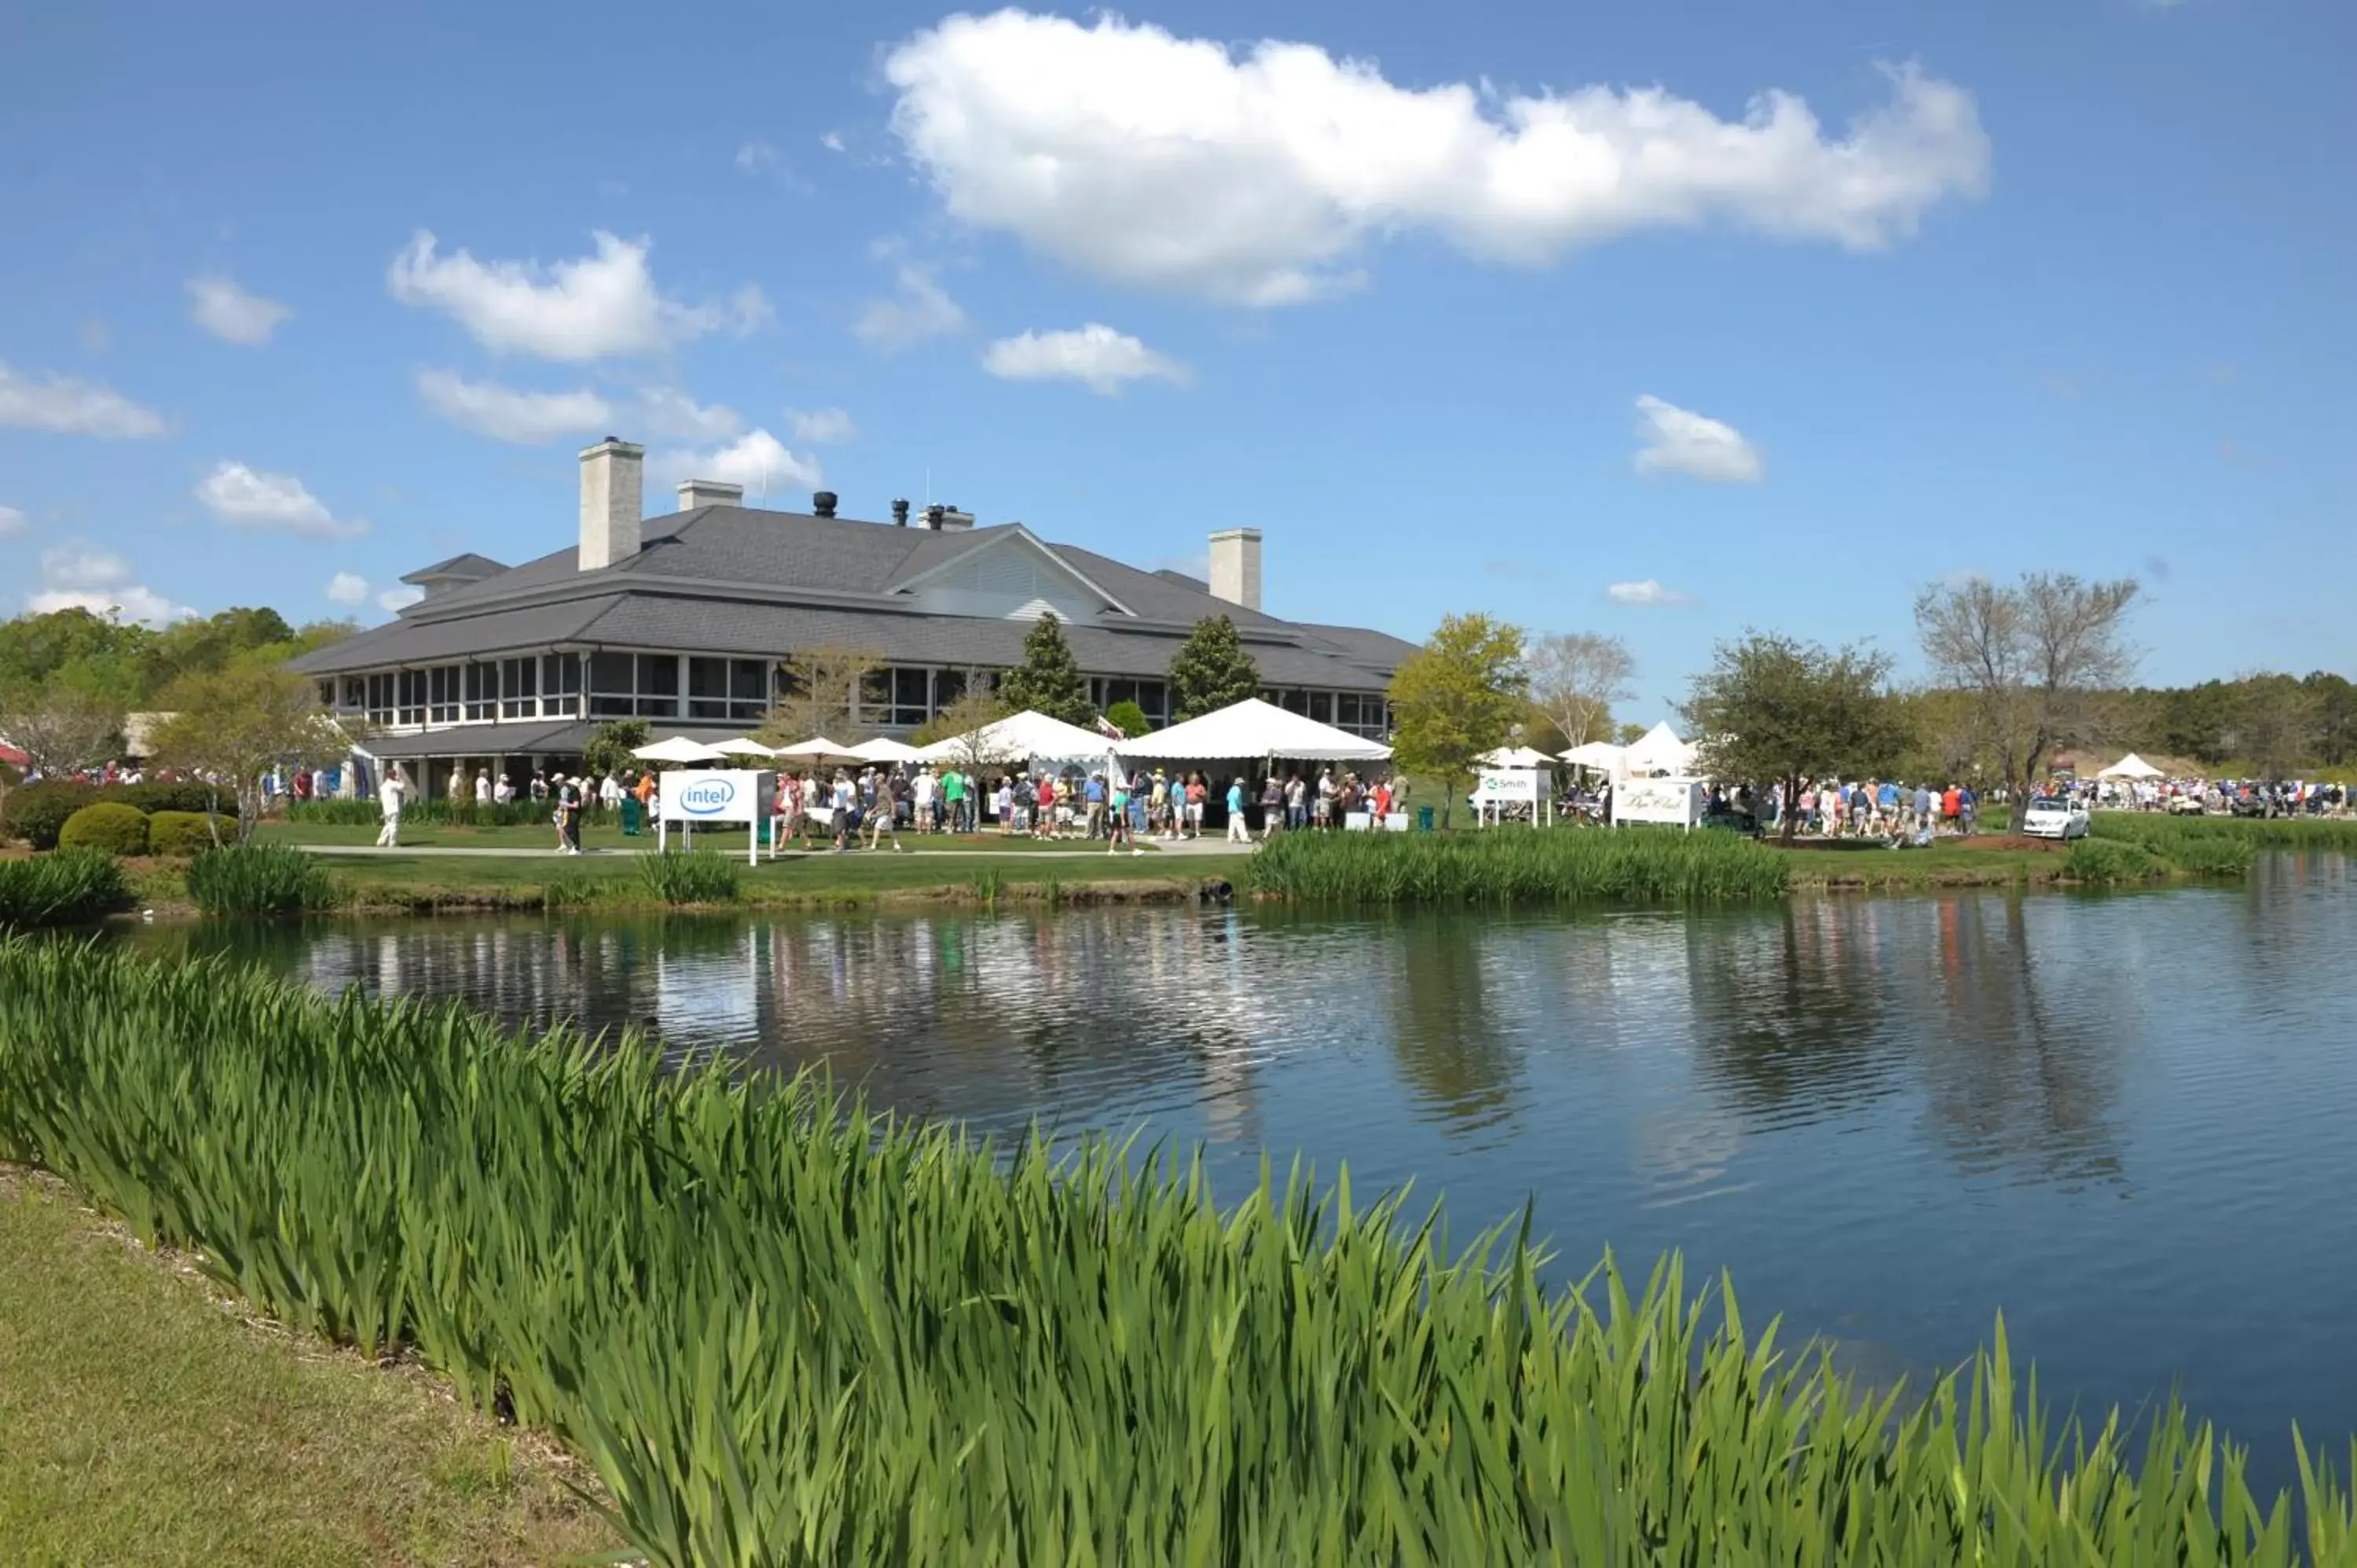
top-left (770, 736), bottom-right (855, 763)
top-left (1560, 740), bottom-right (1626, 772)
top-left (710, 736), bottom-right (776, 758)
top-left (2099, 753), bottom-right (2164, 780)
top-left (633, 736), bottom-right (727, 764)
top-left (916, 710), bottom-right (1110, 766)
top-left (1479, 746), bottom-right (1556, 769)
top-left (847, 736), bottom-right (927, 764)
top-left (1621, 721), bottom-right (1697, 776)
top-left (1112, 698), bottom-right (1391, 762)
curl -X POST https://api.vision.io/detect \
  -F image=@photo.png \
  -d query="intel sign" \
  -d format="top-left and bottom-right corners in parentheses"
top-left (679, 779), bottom-right (736, 815)
top-left (654, 769), bottom-right (765, 826)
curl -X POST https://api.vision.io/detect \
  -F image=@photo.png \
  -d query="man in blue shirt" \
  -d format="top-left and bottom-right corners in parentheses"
top-left (1876, 778), bottom-right (1901, 833)
top-left (1225, 776), bottom-right (1250, 843)
top-left (1083, 773), bottom-right (1107, 838)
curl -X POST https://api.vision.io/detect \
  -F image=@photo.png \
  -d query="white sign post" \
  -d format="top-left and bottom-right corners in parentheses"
top-left (655, 769), bottom-right (774, 865)
top-left (1611, 776), bottom-right (1705, 831)
top-left (1471, 768), bottom-right (1549, 827)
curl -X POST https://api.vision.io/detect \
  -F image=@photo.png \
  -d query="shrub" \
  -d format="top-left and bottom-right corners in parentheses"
top-left (183, 843), bottom-right (336, 917)
top-left (1, 781), bottom-right (96, 850)
top-left (288, 798), bottom-right (555, 829)
top-left (57, 802), bottom-right (151, 857)
top-left (636, 848), bottom-right (742, 905)
top-left (1249, 826), bottom-right (1791, 906)
top-left (2063, 837), bottom-right (2161, 885)
top-left (2, 938), bottom-right (2353, 1565)
top-left (112, 781), bottom-right (238, 819)
top-left (148, 811), bottom-right (233, 857)
top-left (1105, 699), bottom-right (1151, 739)
top-left (0, 850), bottom-right (131, 928)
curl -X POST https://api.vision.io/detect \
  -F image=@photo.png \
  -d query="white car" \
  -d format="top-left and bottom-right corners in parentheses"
top-left (2021, 797), bottom-right (2091, 841)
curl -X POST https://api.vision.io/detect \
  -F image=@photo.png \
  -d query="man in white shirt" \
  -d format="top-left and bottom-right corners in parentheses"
top-left (376, 767), bottom-right (407, 848)
top-left (474, 768), bottom-right (493, 807)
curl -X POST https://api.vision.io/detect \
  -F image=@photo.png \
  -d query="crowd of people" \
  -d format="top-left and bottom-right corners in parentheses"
top-left (2079, 775), bottom-right (2349, 816)
top-left (761, 763), bottom-right (1406, 855)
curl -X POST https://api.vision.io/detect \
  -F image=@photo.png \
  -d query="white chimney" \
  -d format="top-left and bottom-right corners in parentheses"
top-left (1208, 527), bottom-right (1262, 613)
top-left (676, 478), bottom-right (745, 512)
top-left (578, 438), bottom-right (645, 571)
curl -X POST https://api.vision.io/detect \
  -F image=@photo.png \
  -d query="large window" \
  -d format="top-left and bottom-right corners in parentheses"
top-left (428, 665), bottom-right (460, 724)
top-left (463, 663), bottom-right (494, 721)
top-left (589, 653), bottom-right (679, 718)
top-left (1093, 677), bottom-right (1168, 727)
top-left (498, 657), bottom-right (537, 720)
top-left (340, 676), bottom-right (364, 712)
top-left (541, 654), bottom-right (581, 719)
top-left (396, 670), bottom-right (427, 727)
top-left (859, 667), bottom-right (932, 728)
top-left (688, 657), bottom-right (769, 723)
top-left (1334, 693), bottom-right (1388, 739)
top-left (365, 673), bottom-right (394, 724)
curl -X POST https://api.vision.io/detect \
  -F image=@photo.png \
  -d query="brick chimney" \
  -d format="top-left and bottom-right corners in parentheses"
top-left (676, 478), bottom-right (744, 511)
top-left (1208, 527), bottom-right (1261, 612)
top-left (578, 438), bottom-right (645, 570)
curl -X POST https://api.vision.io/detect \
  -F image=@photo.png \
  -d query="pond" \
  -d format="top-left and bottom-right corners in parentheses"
top-left (129, 853), bottom-right (2357, 1484)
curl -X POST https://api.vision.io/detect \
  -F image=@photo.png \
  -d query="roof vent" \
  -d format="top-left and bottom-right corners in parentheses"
top-left (892, 498), bottom-right (910, 527)
top-left (922, 504), bottom-right (946, 530)
top-left (812, 490), bottom-right (838, 518)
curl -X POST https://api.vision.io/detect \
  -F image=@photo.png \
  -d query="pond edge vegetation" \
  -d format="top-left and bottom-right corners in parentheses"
top-left (5, 937), bottom-right (2357, 1565)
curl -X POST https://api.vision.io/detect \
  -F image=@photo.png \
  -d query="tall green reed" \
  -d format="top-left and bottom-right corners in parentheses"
top-left (6, 936), bottom-right (2354, 1564)
top-left (0, 850), bottom-right (132, 929)
top-left (182, 842), bottom-right (338, 917)
top-left (636, 848), bottom-right (742, 905)
top-left (1250, 825), bottom-right (1791, 906)
top-left (2093, 811), bottom-right (2356, 855)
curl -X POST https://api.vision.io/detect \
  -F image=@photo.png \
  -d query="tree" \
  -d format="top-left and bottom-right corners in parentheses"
top-left (145, 664), bottom-right (347, 843)
top-left (996, 613), bottom-right (1094, 727)
top-left (1684, 632), bottom-right (1912, 844)
top-left (1615, 721), bottom-right (1648, 746)
top-left (0, 668), bottom-right (126, 778)
top-left (911, 685), bottom-right (1017, 778)
top-left (583, 719), bottom-right (651, 781)
top-left (2230, 673), bottom-right (2318, 781)
top-left (1387, 614), bottom-right (1527, 828)
top-left (1527, 632), bottom-right (1636, 753)
top-left (1104, 700), bottom-right (1151, 740)
top-left (1167, 615), bottom-right (1261, 722)
top-left (760, 646), bottom-right (883, 745)
top-left (1915, 572), bottom-right (2139, 801)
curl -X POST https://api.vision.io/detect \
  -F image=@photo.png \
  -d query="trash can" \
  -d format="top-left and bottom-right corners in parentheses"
top-left (620, 796), bottom-right (643, 837)
top-left (1417, 806), bottom-right (1435, 833)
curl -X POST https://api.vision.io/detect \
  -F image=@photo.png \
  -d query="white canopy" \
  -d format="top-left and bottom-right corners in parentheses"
top-left (916, 710), bottom-right (1110, 765)
top-left (1112, 698), bottom-right (1391, 762)
top-left (1560, 740), bottom-right (1626, 771)
top-left (2099, 753), bottom-right (2164, 780)
top-left (709, 736), bottom-right (777, 758)
top-left (1621, 721), bottom-right (1697, 776)
top-left (770, 736), bottom-right (854, 762)
top-left (847, 736), bottom-right (927, 764)
top-left (1478, 746), bottom-right (1556, 769)
top-left (633, 736), bottom-right (727, 764)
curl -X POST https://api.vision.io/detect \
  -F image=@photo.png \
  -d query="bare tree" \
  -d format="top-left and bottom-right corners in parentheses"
top-left (1915, 573), bottom-right (2139, 800)
top-left (146, 665), bottom-right (346, 843)
top-left (758, 646), bottom-right (883, 746)
top-left (911, 681), bottom-right (1015, 778)
top-left (0, 675), bottom-right (126, 777)
top-left (1527, 632), bottom-right (1637, 752)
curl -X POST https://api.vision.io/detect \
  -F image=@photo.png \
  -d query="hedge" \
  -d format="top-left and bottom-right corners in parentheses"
top-left (57, 802), bottom-right (151, 857)
top-left (2, 780), bottom-right (236, 849)
top-left (148, 810), bottom-right (233, 856)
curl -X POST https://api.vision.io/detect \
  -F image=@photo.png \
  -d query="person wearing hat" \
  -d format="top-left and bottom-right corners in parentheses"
top-left (1225, 775), bottom-right (1251, 843)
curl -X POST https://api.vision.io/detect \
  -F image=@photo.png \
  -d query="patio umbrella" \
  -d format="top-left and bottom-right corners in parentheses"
top-left (769, 737), bottom-right (857, 764)
top-left (632, 736), bottom-right (726, 764)
top-left (710, 736), bottom-right (778, 758)
top-left (847, 737), bottom-right (927, 764)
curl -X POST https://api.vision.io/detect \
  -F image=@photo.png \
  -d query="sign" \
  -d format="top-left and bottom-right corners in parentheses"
top-left (655, 768), bottom-right (775, 863)
top-left (1472, 770), bottom-right (1541, 804)
top-left (1611, 777), bottom-right (1704, 830)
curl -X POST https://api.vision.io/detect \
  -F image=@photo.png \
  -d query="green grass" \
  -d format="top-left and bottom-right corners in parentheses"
top-left (257, 819), bottom-right (1161, 854)
top-left (0, 1165), bottom-right (614, 1566)
top-left (2091, 811), bottom-right (2357, 854)
top-left (0, 850), bottom-right (133, 929)
top-left (1250, 826), bottom-right (1793, 905)
top-left (9, 938), bottom-right (2357, 1565)
top-left (636, 848), bottom-right (744, 905)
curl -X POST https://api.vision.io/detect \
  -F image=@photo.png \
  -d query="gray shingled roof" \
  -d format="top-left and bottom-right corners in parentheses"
top-left (401, 552), bottom-right (508, 584)
top-left (291, 502), bottom-right (1417, 686)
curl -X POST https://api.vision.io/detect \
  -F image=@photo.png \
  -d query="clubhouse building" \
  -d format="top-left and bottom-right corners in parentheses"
top-left (290, 438), bottom-right (1417, 793)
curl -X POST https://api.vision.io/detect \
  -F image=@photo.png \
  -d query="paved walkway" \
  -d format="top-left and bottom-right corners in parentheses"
top-left (299, 838), bottom-right (1257, 861)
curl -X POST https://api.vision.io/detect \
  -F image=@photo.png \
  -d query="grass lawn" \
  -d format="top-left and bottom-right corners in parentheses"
top-left (1775, 834), bottom-right (2073, 889)
top-left (0, 1165), bottom-right (615, 1567)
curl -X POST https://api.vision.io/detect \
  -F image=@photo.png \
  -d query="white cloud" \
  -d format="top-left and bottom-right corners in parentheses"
top-left (655, 430), bottom-right (823, 500)
top-left (379, 586), bottom-right (425, 613)
top-left (820, 130), bottom-right (846, 153)
top-left (187, 274), bottom-right (293, 343)
top-left (884, 13), bottom-right (1989, 305)
top-left (1631, 394), bottom-right (1763, 485)
top-left (387, 229), bottom-right (768, 360)
top-left (637, 386), bottom-right (743, 441)
top-left (416, 368), bottom-right (614, 444)
top-left (0, 361), bottom-right (167, 438)
top-left (786, 406), bottom-right (857, 444)
top-left (325, 571), bottom-right (371, 606)
top-left (735, 140), bottom-right (780, 172)
top-left (853, 262), bottom-right (965, 350)
top-left (28, 546), bottom-right (196, 626)
top-left (196, 461), bottom-right (368, 539)
top-left (1606, 579), bottom-right (1696, 607)
top-left (981, 324), bottom-right (1189, 394)
top-left (0, 504), bottom-right (24, 537)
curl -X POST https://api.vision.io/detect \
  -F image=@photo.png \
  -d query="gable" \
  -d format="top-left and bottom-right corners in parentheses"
top-left (896, 531), bottom-right (1120, 623)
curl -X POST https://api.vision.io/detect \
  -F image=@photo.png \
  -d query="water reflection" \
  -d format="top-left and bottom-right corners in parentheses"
top-left (132, 864), bottom-right (2357, 1486)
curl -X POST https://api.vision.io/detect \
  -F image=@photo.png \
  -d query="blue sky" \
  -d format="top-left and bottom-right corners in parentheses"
top-left (2, 0), bottom-right (2349, 705)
